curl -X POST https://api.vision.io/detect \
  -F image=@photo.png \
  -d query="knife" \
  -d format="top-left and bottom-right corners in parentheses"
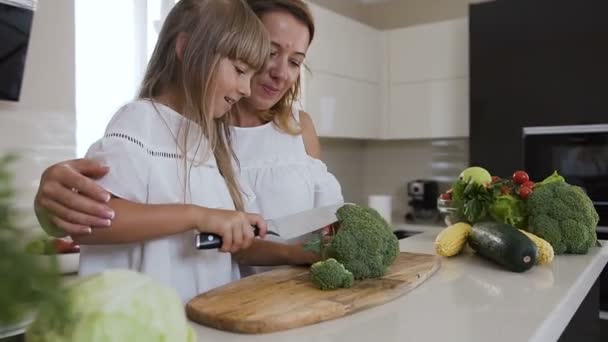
top-left (195, 203), bottom-right (343, 250)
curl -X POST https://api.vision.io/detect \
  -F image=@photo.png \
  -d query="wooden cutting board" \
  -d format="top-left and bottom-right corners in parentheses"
top-left (186, 252), bottom-right (440, 334)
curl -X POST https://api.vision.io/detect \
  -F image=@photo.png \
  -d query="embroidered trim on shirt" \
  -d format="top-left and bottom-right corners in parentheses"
top-left (105, 132), bottom-right (183, 159)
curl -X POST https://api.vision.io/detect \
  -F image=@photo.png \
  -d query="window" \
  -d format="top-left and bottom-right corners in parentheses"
top-left (75, 0), bottom-right (177, 156)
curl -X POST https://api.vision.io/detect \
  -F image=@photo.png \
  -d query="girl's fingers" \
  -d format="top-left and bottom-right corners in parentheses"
top-left (219, 227), bottom-right (232, 253)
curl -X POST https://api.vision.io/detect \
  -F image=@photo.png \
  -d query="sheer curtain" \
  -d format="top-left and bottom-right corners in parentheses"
top-left (75, 0), bottom-right (176, 156)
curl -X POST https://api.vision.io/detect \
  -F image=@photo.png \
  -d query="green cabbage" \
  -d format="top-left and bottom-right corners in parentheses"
top-left (26, 269), bottom-right (195, 342)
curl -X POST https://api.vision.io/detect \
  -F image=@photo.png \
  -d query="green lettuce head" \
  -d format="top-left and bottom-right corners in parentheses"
top-left (26, 269), bottom-right (195, 342)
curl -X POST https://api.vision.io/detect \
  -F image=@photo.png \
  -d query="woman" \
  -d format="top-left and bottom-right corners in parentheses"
top-left (34, 0), bottom-right (341, 267)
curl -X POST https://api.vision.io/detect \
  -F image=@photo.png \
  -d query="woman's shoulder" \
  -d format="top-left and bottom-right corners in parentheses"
top-left (296, 110), bottom-right (321, 159)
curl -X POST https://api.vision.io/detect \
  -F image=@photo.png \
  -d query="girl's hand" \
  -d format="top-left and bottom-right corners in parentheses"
top-left (193, 207), bottom-right (267, 253)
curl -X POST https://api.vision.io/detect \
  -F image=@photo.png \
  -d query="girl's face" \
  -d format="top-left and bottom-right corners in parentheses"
top-left (209, 58), bottom-right (256, 118)
top-left (247, 11), bottom-right (311, 111)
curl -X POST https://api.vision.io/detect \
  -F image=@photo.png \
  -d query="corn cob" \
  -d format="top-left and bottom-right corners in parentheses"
top-left (435, 222), bottom-right (472, 257)
top-left (519, 229), bottom-right (554, 265)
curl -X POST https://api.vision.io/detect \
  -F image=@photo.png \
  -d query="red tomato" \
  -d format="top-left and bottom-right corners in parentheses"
top-left (522, 180), bottom-right (535, 189)
top-left (512, 170), bottom-right (530, 185)
top-left (519, 186), bottom-right (533, 199)
top-left (491, 176), bottom-right (501, 183)
top-left (53, 239), bottom-right (80, 254)
top-left (440, 192), bottom-right (451, 200)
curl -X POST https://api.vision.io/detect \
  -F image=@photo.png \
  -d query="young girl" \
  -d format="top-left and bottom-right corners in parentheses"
top-left (71, 0), bottom-right (271, 302)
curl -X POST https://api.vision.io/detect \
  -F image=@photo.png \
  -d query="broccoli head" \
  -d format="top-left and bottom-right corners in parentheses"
top-left (310, 258), bottom-right (354, 290)
top-left (527, 181), bottom-right (599, 254)
top-left (325, 204), bottom-right (399, 280)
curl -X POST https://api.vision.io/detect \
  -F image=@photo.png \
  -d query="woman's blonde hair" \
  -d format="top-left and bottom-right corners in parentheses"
top-left (138, 0), bottom-right (270, 210)
top-left (246, 0), bottom-right (315, 135)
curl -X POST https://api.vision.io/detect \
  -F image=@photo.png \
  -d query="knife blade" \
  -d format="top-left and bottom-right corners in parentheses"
top-left (195, 203), bottom-right (343, 250)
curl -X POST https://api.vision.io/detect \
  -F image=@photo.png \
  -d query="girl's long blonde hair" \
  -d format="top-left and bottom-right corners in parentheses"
top-left (138, 0), bottom-right (270, 210)
top-left (246, 0), bottom-right (315, 135)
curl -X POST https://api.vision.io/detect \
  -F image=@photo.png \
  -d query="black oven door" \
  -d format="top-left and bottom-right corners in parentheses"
top-left (523, 124), bottom-right (608, 238)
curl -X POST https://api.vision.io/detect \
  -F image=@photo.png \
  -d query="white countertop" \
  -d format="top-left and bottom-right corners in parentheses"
top-left (191, 232), bottom-right (608, 342)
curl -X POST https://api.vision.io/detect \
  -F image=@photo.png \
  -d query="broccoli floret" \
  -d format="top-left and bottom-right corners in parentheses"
top-left (310, 258), bottom-right (354, 290)
top-left (324, 204), bottom-right (399, 280)
top-left (527, 182), bottom-right (599, 254)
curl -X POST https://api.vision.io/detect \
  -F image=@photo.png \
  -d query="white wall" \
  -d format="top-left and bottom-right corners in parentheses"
top-left (0, 0), bottom-right (76, 229)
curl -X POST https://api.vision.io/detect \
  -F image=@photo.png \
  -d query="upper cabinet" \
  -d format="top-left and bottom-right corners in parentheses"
top-left (303, 4), bottom-right (383, 139)
top-left (389, 18), bottom-right (468, 83)
top-left (302, 4), bottom-right (469, 140)
top-left (387, 18), bottom-right (469, 139)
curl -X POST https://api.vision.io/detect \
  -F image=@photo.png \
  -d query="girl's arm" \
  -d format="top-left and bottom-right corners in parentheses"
top-left (73, 198), bottom-right (267, 253)
top-left (72, 198), bottom-right (197, 245)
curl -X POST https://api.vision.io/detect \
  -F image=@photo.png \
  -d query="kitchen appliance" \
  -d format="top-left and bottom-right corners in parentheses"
top-left (523, 124), bottom-right (608, 235)
top-left (186, 252), bottom-right (440, 334)
top-left (405, 179), bottom-right (440, 223)
top-left (195, 203), bottom-right (343, 249)
top-left (0, 1), bottom-right (35, 101)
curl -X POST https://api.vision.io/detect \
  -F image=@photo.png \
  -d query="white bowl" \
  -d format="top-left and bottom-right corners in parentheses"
top-left (34, 253), bottom-right (80, 275)
top-left (56, 253), bottom-right (80, 274)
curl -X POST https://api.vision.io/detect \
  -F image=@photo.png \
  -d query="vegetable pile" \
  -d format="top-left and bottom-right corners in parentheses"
top-left (435, 166), bottom-right (600, 272)
top-left (305, 204), bottom-right (400, 290)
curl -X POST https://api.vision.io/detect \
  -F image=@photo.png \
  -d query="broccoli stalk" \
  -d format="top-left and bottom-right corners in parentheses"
top-left (527, 181), bottom-right (599, 254)
top-left (310, 258), bottom-right (354, 290)
top-left (305, 204), bottom-right (400, 281)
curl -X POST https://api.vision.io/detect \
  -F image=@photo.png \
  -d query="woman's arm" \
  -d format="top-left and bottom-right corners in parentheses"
top-left (232, 239), bottom-right (321, 266)
top-left (35, 159), bottom-right (114, 236)
top-left (299, 111), bottom-right (321, 159)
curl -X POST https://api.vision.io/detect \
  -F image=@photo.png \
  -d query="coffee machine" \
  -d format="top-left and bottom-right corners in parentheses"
top-left (405, 179), bottom-right (440, 223)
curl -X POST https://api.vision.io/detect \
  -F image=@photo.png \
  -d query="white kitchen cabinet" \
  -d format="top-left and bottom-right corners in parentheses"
top-left (302, 3), bottom-right (468, 140)
top-left (386, 18), bottom-right (469, 139)
top-left (387, 78), bottom-right (469, 139)
top-left (307, 4), bottom-right (382, 84)
top-left (304, 71), bottom-right (381, 139)
top-left (389, 18), bottom-right (468, 83)
top-left (302, 3), bottom-right (383, 138)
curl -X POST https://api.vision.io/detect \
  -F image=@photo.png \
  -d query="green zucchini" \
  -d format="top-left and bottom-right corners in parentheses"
top-left (469, 222), bottom-right (537, 272)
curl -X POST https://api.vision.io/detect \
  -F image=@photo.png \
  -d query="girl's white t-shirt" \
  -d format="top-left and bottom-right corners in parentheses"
top-left (81, 99), bottom-right (250, 303)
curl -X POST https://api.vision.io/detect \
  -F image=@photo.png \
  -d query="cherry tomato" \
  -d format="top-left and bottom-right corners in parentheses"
top-left (440, 190), bottom-right (452, 200)
top-left (522, 180), bottom-right (535, 189)
top-left (53, 238), bottom-right (80, 254)
top-left (491, 176), bottom-right (501, 183)
top-left (512, 170), bottom-right (530, 185)
top-left (519, 186), bottom-right (533, 199)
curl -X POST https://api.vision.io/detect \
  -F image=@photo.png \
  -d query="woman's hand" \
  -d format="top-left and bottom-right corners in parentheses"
top-left (193, 207), bottom-right (267, 253)
top-left (34, 159), bottom-right (114, 236)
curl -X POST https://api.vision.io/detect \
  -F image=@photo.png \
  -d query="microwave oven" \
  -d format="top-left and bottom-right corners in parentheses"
top-left (522, 124), bottom-right (608, 237)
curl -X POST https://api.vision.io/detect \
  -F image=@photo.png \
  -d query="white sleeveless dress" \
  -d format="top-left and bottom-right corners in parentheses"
top-left (231, 109), bottom-right (344, 246)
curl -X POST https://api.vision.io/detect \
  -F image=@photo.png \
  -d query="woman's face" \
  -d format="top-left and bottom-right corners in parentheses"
top-left (209, 58), bottom-right (256, 118)
top-left (246, 11), bottom-right (310, 111)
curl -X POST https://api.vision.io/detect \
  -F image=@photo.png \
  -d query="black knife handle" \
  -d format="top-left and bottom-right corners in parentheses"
top-left (195, 226), bottom-right (279, 250)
